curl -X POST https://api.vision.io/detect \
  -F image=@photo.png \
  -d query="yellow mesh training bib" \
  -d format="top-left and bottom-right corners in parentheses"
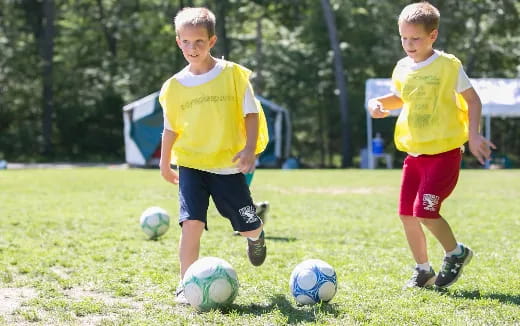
top-left (392, 53), bottom-right (468, 154)
top-left (159, 61), bottom-right (269, 169)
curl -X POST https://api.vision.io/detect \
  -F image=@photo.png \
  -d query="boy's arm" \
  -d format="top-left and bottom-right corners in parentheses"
top-left (232, 113), bottom-right (258, 173)
top-left (367, 93), bottom-right (403, 118)
top-left (461, 87), bottom-right (496, 165)
top-left (159, 129), bottom-right (179, 184)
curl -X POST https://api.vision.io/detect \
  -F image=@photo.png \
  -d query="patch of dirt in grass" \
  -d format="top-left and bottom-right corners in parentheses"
top-left (64, 288), bottom-right (144, 310)
top-left (50, 266), bottom-right (72, 280)
top-left (63, 287), bottom-right (171, 324)
top-left (0, 287), bottom-right (38, 316)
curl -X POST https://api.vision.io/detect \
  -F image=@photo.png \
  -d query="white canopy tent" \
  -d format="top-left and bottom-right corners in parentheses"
top-left (364, 78), bottom-right (520, 168)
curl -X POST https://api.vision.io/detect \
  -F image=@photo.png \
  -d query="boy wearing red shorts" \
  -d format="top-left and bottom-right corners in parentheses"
top-left (367, 2), bottom-right (495, 288)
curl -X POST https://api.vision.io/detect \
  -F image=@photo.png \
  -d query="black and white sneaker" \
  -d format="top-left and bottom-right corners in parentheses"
top-left (255, 201), bottom-right (270, 224)
top-left (247, 230), bottom-right (266, 266)
top-left (175, 285), bottom-right (189, 305)
top-left (435, 245), bottom-right (473, 288)
top-left (404, 267), bottom-right (436, 289)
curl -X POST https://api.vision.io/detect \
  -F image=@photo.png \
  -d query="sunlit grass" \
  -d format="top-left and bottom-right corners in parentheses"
top-left (1, 168), bottom-right (519, 325)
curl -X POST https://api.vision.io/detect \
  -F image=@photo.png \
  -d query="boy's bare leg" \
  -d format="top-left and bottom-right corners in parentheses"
top-left (419, 217), bottom-right (457, 253)
top-left (400, 215), bottom-right (429, 264)
top-left (239, 225), bottom-right (263, 239)
top-left (179, 220), bottom-right (205, 278)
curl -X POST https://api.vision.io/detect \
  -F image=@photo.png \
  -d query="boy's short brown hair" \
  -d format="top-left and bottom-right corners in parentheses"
top-left (398, 1), bottom-right (440, 33)
top-left (174, 7), bottom-right (216, 38)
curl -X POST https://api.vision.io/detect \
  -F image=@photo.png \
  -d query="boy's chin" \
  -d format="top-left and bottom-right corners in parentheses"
top-left (186, 55), bottom-right (211, 64)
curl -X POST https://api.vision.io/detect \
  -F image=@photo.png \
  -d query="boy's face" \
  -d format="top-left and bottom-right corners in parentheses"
top-left (398, 22), bottom-right (438, 63)
top-left (176, 25), bottom-right (217, 66)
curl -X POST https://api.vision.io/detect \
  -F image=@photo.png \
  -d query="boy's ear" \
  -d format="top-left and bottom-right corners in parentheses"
top-left (430, 29), bottom-right (439, 41)
top-left (209, 35), bottom-right (217, 49)
top-left (176, 36), bottom-right (182, 48)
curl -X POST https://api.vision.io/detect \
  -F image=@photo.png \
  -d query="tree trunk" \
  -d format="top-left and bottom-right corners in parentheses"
top-left (254, 16), bottom-right (264, 94)
top-left (96, 0), bottom-right (117, 58)
top-left (465, 10), bottom-right (483, 76)
top-left (320, 0), bottom-right (351, 167)
top-left (214, 0), bottom-right (230, 60)
top-left (41, 0), bottom-right (55, 156)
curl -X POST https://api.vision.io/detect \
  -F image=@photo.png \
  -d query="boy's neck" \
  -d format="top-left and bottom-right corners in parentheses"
top-left (188, 56), bottom-right (217, 75)
top-left (412, 49), bottom-right (435, 63)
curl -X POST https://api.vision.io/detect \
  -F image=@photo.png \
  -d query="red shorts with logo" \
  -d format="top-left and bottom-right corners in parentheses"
top-left (399, 148), bottom-right (461, 219)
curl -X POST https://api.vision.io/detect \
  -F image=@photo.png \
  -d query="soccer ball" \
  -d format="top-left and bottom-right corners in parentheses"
top-left (182, 257), bottom-right (239, 311)
top-left (289, 259), bottom-right (337, 305)
top-left (139, 206), bottom-right (170, 239)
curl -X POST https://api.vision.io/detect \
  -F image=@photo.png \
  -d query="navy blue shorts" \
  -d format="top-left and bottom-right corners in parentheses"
top-left (178, 166), bottom-right (262, 232)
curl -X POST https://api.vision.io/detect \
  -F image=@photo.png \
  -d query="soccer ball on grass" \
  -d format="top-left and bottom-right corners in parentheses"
top-left (183, 257), bottom-right (239, 311)
top-left (289, 259), bottom-right (337, 305)
top-left (139, 206), bottom-right (170, 239)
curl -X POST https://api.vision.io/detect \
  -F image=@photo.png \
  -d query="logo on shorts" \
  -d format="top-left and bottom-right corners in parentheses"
top-left (239, 205), bottom-right (259, 224)
top-left (238, 206), bottom-right (258, 223)
top-left (423, 194), bottom-right (440, 212)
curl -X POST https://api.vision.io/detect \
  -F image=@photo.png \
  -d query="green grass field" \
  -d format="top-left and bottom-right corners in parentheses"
top-left (1, 168), bottom-right (519, 325)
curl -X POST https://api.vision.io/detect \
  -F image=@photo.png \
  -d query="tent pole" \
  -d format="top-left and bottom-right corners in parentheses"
top-left (485, 115), bottom-right (491, 169)
top-left (367, 108), bottom-right (374, 169)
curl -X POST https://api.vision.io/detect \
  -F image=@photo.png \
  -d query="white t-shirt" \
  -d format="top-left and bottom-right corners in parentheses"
top-left (163, 59), bottom-right (259, 174)
top-left (391, 50), bottom-right (472, 97)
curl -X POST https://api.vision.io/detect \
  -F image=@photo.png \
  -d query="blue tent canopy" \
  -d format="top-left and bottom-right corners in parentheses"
top-left (129, 97), bottom-right (163, 160)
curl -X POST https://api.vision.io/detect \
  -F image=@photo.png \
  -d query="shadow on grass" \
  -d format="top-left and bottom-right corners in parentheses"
top-left (221, 294), bottom-right (340, 323)
top-left (265, 235), bottom-right (297, 242)
top-left (437, 288), bottom-right (520, 305)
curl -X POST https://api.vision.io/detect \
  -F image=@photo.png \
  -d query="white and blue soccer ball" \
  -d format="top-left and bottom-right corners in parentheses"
top-left (139, 206), bottom-right (170, 239)
top-left (183, 257), bottom-right (239, 311)
top-left (289, 259), bottom-right (337, 305)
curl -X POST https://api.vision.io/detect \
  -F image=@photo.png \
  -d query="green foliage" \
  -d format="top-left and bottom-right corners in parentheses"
top-left (0, 168), bottom-right (519, 324)
top-left (1, 0), bottom-right (519, 165)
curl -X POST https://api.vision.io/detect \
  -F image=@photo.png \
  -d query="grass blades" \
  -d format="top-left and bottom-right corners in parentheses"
top-left (1, 168), bottom-right (519, 325)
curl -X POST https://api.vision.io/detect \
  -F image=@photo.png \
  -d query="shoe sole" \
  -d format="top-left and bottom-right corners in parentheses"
top-left (175, 291), bottom-right (189, 305)
top-left (424, 275), bottom-right (437, 287)
top-left (403, 274), bottom-right (436, 289)
top-left (175, 297), bottom-right (189, 305)
top-left (435, 249), bottom-right (473, 288)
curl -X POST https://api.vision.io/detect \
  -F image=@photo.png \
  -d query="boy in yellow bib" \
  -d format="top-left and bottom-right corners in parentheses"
top-left (368, 2), bottom-right (495, 289)
top-left (158, 7), bottom-right (269, 304)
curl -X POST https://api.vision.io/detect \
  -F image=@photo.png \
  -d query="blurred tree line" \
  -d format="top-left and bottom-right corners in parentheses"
top-left (1, 0), bottom-right (519, 167)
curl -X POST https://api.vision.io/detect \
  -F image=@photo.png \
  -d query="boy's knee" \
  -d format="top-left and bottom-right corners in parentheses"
top-left (399, 214), bottom-right (415, 222)
top-left (418, 216), bottom-right (441, 227)
top-left (181, 219), bottom-right (205, 232)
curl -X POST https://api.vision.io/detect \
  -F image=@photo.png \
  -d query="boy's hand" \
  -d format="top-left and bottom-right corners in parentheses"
top-left (232, 147), bottom-right (256, 173)
top-left (368, 99), bottom-right (390, 118)
top-left (159, 161), bottom-right (179, 184)
top-left (468, 133), bottom-right (496, 165)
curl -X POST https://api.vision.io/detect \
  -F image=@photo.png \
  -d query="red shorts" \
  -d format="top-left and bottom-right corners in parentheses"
top-left (399, 148), bottom-right (461, 219)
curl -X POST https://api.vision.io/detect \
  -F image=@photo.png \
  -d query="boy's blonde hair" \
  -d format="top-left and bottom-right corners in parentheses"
top-left (174, 7), bottom-right (216, 38)
top-left (398, 1), bottom-right (440, 33)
